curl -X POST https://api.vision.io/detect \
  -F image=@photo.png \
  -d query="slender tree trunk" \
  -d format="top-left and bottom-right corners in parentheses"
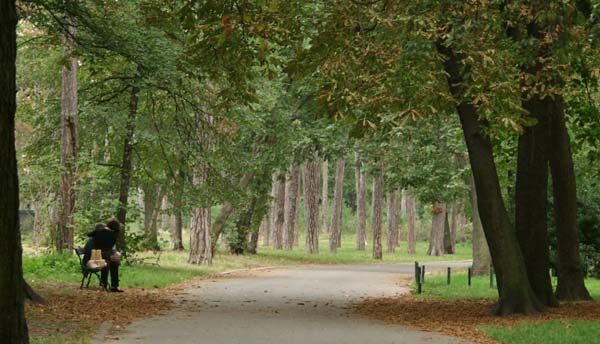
top-left (386, 192), bottom-right (395, 253)
top-left (272, 172), bottom-right (285, 250)
top-left (443, 208), bottom-right (453, 254)
top-left (516, 96), bottom-right (557, 307)
top-left (188, 174), bottom-right (212, 264)
top-left (55, 8), bottom-right (79, 253)
top-left (439, 43), bottom-right (542, 315)
top-left (406, 191), bottom-right (416, 254)
top-left (115, 83), bottom-right (139, 253)
top-left (321, 160), bottom-right (329, 234)
top-left (428, 202), bottom-right (446, 256)
top-left (283, 165), bottom-right (300, 250)
top-left (303, 153), bottom-right (320, 254)
top-left (160, 195), bottom-right (169, 232)
top-left (466, 174), bottom-right (491, 275)
top-left (372, 165), bottom-right (384, 260)
top-left (294, 166), bottom-right (302, 246)
top-left (392, 189), bottom-right (400, 248)
top-left (142, 184), bottom-right (161, 249)
top-left (329, 157), bottom-right (345, 253)
top-left (449, 199), bottom-right (460, 250)
top-left (549, 97), bottom-right (592, 300)
top-left (170, 171), bottom-right (185, 250)
top-left (355, 152), bottom-right (367, 250)
top-left (0, 2), bottom-right (29, 340)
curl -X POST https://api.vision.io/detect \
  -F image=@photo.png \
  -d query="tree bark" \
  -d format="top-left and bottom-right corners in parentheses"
top-left (439, 43), bottom-right (543, 315)
top-left (160, 195), bottom-right (169, 232)
top-left (386, 192), bottom-right (395, 253)
top-left (329, 157), bottom-right (345, 253)
top-left (443, 208), bottom-right (453, 254)
top-left (283, 165), bottom-right (300, 250)
top-left (516, 96), bottom-right (557, 307)
top-left (294, 166), bottom-right (302, 246)
top-left (467, 174), bottom-right (491, 275)
top-left (321, 160), bottom-right (329, 233)
top-left (303, 153), bottom-right (320, 254)
top-left (406, 191), bottom-right (417, 254)
top-left (428, 202), bottom-right (446, 256)
top-left (372, 165), bottom-right (384, 260)
top-left (115, 83), bottom-right (139, 253)
top-left (0, 2), bottom-right (29, 340)
top-left (142, 184), bottom-right (162, 250)
top-left (55, 7), bottom-right (79, 253)
top-left (188, 173), bottom-right (212, 264)
top-left (170, 171), bottom-right (185, 250)
top-left (272, 172), bottom-right (286, 250)
top-left (449, 199), bottom-right (461, 251)
top-left (549, 97), bottom-right (592, 301)
top-left (355, 152), bottom-right (367, 250)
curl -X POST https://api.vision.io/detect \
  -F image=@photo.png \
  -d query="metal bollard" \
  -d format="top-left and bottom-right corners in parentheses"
top-left (416, 266), bottom-right (422, 294)
top-left (468, 267), bottom-right (472, 287)
top-left (421, 265), bottom-right (426, 283)
top-left (447, 267), bottom-right (451, 285)
top-left (415, 261), bottom-right (420, 281)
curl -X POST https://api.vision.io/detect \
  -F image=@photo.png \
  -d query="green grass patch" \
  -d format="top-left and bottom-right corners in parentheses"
top-left (482, 320), bottom-right (600, 344)
top-left (412, 271), bottom-right (600, 300)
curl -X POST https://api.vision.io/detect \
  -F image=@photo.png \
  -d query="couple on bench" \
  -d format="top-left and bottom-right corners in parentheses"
top-left (83, 219), bottom-right (124, 292)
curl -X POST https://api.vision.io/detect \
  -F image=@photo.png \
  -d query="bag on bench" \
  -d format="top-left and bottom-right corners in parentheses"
top-left (86, 249), bottom-right (107, 269)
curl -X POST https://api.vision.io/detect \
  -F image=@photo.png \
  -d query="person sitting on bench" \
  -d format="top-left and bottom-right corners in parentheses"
top-left (83, 219), bottom-right (124, 292)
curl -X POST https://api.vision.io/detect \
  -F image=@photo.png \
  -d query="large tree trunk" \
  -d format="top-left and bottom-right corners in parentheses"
top-left (303, 153), bottom-right (320, 254)
top-left (160, 195), bottom-right (169, 232)
top-left (272, 172), bottom-right (286, 250)
top-left (449, 199), bottom-right (461, 251)
top-left (439, 43), bottom-right (542, 315)
top-left (372, 165), bottom-right (384, 260)
top-left (294, 166), bottom-right (302, 247)
top-left (549, 97), bottom-right (591, 301)
top-left (406, 191), bottom-right (417, 254)
top-left (443, 209), bottom-right (453, 254)
top-left (516, 96), bottom-right (557, 307)
top-left (283, 165), bottom-right (300, 250)
top-left (0, 2), bottom-right (29, 340)
top-left (321, 160), bottom-right (329, 233)
top-left (355, 152), bottom-right (367, 250)
top-left (428, 202), bottom-right (446, 256)
top-left (467, 174), bottom-right (491, 275)
top-left (392, 189), bottom-right (400, 248)
top-left (55, 8), bottom-right (79, 253)
top-left (115, 83), bottom-right (139, 253)
top-left (329, 157), bottom-right (345, 253)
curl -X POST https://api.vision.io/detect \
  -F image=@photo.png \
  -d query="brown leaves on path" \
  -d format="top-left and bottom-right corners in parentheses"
top-left (353, 296), bottom-right (600, 344)
top-left (25, 283), bottom-right (172, 340)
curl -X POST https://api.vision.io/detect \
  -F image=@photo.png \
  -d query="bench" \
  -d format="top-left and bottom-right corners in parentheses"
top-left (74, 247), bottom-right (106, 289)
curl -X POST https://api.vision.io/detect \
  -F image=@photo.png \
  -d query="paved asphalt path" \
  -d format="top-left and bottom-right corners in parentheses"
top-left (98, 262), bottom-right (471, 344)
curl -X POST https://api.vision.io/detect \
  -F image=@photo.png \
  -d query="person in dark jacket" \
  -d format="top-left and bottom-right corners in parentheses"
top-left (83, 219), bottom-right (123, 292)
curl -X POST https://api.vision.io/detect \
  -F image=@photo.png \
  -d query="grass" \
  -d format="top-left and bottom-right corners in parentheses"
top-left (24, 233), bottom-right (471, 290)
top-left (412, 271), bottom-right (600, 300)
top-left (483, 320), bottom-right (600, 344)
top-left (412, 272), bottom-right (600, 344)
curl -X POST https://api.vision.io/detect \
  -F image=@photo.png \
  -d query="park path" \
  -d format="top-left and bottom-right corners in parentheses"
top-left (97, 262), bottom-right (471, 344)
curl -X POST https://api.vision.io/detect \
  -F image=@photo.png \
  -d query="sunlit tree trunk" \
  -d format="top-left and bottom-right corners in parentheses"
top-left (372, 165), bottom-right (384, 260)
top-left (283, 164), bottom-right (300, 250)
top-left (329, 157), bottom-right (345, 253)
top-left (303, 152), bottom-right (320, 254)
top-left (428, 202), bottom-right (446, 256)
top-left (55, 7), bottom-right (79, 253)
top-left (0, 2), bottom-right (29, 340)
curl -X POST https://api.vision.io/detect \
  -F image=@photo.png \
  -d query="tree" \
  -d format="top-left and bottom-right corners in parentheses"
top-left (428, 202), bottom-right (446, 256)
top-left (372, 164), bottom-right (384, 260)
top-left (283, 164), bottom-right (300, 250)
top-left (405, 191), bottom-right (417, 254)
top-left (0, 0), bottom-right (29, 340)
top-left (355, 152), bottom-right (367, 250)
top-left (55, 1), bottom-right (79, 253)
top-left (467, 174), bottom-right (491, 276)
top-left (272, 172), bottom-right (285, 250)
top-left (321, 159), bottom-right (329, 233)
top-left (303, 152), bottom-right (320, 254)
top-left (329, 157), bottom-right (345, 253)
